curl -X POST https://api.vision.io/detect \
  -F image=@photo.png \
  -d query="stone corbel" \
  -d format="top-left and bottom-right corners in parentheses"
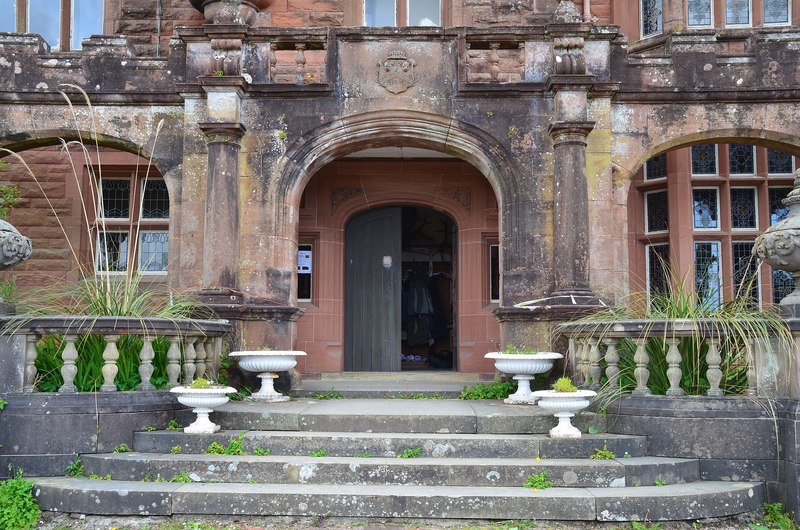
top-left (210, 38), bottom-right (243, 76)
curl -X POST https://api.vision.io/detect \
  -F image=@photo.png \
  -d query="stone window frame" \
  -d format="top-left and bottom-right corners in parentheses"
top-left (93, 168), bottom-right (169, 276)
top-left (349, 0), bottom-right (443, 27)
top-left (297, 238), bottom-right (316, 303)
top-left (644, 189), bottom-right (670, 234)
top-left (2, 0), bottom-right (106, 52)
top-left (487, 238), bottom-right (500, 304)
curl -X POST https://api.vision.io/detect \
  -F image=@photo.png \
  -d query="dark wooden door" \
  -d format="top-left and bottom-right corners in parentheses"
top-left (344, 207), bottom-right (402, 371)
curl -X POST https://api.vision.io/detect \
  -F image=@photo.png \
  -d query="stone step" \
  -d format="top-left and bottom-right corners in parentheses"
top-left (133, 430), bottom-right (647, 459)
top-left (32, 477), bottom-right (764, 521)
top-left (80, 453), bottom-right (699, 488)
top-left (210, 399), bottom-right (607, 434)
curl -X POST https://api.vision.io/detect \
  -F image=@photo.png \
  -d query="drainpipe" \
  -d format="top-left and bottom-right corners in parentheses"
top-left (156, 0), bottom-right (163, 57)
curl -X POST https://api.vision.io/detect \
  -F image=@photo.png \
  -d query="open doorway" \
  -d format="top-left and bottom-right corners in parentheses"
top-left (344, 206), bottom-right (456, 372)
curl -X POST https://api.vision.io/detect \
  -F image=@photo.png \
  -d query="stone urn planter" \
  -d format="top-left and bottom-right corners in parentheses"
top-left (170, 384), bottom-right (236, 434)
top-left (230, 350), bottom-right (307, 402)
top-left (189, 0), bottom-right (272, 24)
top-left (532, 379), bottom-right (596, 438)
top-left (485, 351), bottom-right (563, 404)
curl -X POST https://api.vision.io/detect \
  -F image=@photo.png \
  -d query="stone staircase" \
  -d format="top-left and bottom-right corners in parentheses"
top-left (32, 399), bottom-right (764, 522)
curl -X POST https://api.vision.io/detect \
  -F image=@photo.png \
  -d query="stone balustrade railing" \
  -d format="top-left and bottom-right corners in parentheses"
top-left (558, 318), bottom-right (796, 399)
top-left (0, 316), bottom-right (231, 394)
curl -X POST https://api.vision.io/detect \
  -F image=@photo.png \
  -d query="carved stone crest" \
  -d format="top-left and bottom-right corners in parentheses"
top-left (377, 50), bottom-right (417, 94)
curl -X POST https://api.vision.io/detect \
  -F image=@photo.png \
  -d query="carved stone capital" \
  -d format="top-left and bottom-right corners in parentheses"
top-left (548, 121), bottom-right (595, 145)
top-left (199, 122), bottom-right (247, 146)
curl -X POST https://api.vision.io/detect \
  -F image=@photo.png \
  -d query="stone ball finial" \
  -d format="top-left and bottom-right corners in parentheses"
top-left (189, 0), bottom-right (273, 25)
top-left (0, 219), bottom-right (32, 269)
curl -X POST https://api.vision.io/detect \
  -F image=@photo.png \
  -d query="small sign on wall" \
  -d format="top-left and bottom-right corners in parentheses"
top-left (298, 248), bottom-right (312, 273)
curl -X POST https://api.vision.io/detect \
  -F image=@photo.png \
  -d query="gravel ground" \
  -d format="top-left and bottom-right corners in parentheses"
top-left (34, 511), bottom-right (770, 530)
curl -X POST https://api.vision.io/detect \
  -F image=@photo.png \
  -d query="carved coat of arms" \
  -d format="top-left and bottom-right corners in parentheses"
top-left (377, 50), bottom-right (417, 94)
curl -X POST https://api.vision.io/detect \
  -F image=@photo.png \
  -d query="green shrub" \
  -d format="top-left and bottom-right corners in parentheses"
top-left (459, 380), bottom-right (517, 400)
top-left (551, 377), bottom-right (577, 392)
top-left (0, 470), bottom-right (40, 530)
top-left (65, 457), bottom-right (84, 477)
top-left (207, 433), bottom-right (246, 456)
top-left (523, 471), bottom-right (552, 490)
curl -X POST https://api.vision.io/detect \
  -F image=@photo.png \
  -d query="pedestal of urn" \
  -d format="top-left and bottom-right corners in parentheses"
top-left (230, 350), bottom-right (306, 402)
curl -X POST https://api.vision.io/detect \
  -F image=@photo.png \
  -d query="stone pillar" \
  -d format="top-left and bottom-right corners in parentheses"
top-left (198, 121), bottom-right (245, 289)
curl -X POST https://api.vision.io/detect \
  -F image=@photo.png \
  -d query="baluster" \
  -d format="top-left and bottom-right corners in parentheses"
top-left (746, 339), bottom-right (757, 396)
top-left (603, 338), bottom-right (620, 389)
top-left (23, 333), bottom-right (38, 392)
top-left (205, 339), bottom-right (217, 378)
top-left (58, 334), bottom-right (79, 394)
top-left (578, 337), bottom-right (591, 387)
top-left (269, 43), bottom-right (277, 82)
top-left (137, 336), bottom-right (156, 391)
top-left (488, 42), bottom-right (500, 82)
top-left (665, 337), bottom-right (684, 396)
top-left (295, 43), bottom-right (307, 84)
top-left (183, 337), bottom-right (198, 385)
top-left (166, 336), bottom-right (182, 388)
top-left (588, 338), bottom-right (602, 390)
top-left (100, 335), bottom-right (120, 392)
top-left (194, 337), bottom-right (208, 381)
top-left (706, 337), bottom-right (723, 397)
top-left (632, 337), bottom-right (651, 396)
top-left (212, 337), bottom-right (223, 376)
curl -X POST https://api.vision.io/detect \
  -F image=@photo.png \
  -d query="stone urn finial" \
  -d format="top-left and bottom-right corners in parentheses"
top-left (0, 217), bottom-right (32, 315)
top-left (554, 0), bottom-right (583, 23)
top-left (754, 168), bottom-right (800, 305)
top-left (189, 0), bottom-right (272, 25)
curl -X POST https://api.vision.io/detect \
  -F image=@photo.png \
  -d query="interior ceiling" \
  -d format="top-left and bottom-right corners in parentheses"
top-left (344, 147), bottom-right (455, 158)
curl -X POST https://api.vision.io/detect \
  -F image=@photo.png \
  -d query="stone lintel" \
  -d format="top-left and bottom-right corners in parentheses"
top-left (203, 24), bottom-right (250, 40)
top-left (194, 289), bottom-right (304, 322)
top-left (546, 74), bottom-right (596, 92)
top-left (198, 122), bottom-right (247, 144)
top-left (199, 76), bottom-right (249, 92)
top-left (494, 301), bottom-right (602, 324)
top-left (546, 23), bottom-right (592, 37)
top-left (548, 120), bottom-right (595, 143)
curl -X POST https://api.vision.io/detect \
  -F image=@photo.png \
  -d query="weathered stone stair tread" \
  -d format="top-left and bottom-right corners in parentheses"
top-left (32, 477), bottom-right (764, 521)
top-left (212, 399), bottom-right (606, 434)
top-left (81, 453), bottom-right (697, 488)
top-left (134, 430), bottom-right (647, 458)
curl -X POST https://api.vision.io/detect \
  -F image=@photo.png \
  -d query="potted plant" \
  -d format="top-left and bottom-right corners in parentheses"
top-left (532, 377), bottom-right (596, 438)
top-left (484, 345), bottom-right (563, 404)
top-left (229, 350), bottom-right (307, 402)
top-left (170, 378), bottom-right (236, 434)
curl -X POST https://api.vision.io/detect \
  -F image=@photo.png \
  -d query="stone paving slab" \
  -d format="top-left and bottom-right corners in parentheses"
top-left (33, 477), bottom-right (181, 516)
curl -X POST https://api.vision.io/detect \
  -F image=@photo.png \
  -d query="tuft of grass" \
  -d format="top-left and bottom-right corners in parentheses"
top-left (309, 449), bottom-right (328, 457)
top-left (397, 448), bottom-right (423, 459)
top-left (169, 472), bottom-right (192, 483)
top-left (523, 471), bottom-right (552, 490)
top-left (206, 432), bottom-right (246, 456)
top-left (460, 380), bottom-right (517, 400)
top-left (252, 447), bottom-right (271, 456)
top-left (654, 479), bottom-right (666, 486)
top-left (354, 451), bottom-right (371, 458)
top-left (112, 443), bottom-right (131, 453)
top-left (166, 419), bottom-right (182, 431)
top-left (312, 389), bottom-right (344, 400)
top-left (65, 456), bottom-right (84, 477)
top-left (589, 442), bottom-right (616, 460)
top-left (0, 469), bottom-right (41, 530)
top-left (170, 445), bottom-right (182, 455)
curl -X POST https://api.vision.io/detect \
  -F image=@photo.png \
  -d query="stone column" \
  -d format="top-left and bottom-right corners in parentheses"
top-left (198, 121), bottom-right (245, 289)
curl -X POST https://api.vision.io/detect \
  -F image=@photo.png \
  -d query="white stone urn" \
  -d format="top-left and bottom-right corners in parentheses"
top-left (485, 351), bottom-right (563, 404)
top-left (170, 385), bottom-right (235, 434)
top-left (532, 389), bottom-right (597, 438)
top-left (230, 350), bottom-right (307, 402)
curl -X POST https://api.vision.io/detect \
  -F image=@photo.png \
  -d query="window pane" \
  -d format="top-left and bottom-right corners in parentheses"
top-left (644, 153), bottom-right (667, 180)
top-left (365, 0), bottom-right (395, 26)
top-left (773, 269), bottom-right (795, 304)
top-left (408, 0), bottom-right (440, 26)
top-left (693, 188), bottom-right (719, 229)
top-left (728, 144), bottom-right (754, 175)
top-left (298, 244), bottom-right (312, 300)
top-left (646, 190), bottom-right (669, 232)
top-left (732, 241), bottom-right (759, 305)
top-left (768, 149), bottom-right (793, 174)
top-left (695, 242), bottom-right (721, 309)
top-left (489, 244), bottom-right (500, 302)
top-left (691, 144), bottom-right (717, 175)
top-left (138, 231), bottom-right (168, 272)
top-left (101, 180), bottom-right (131, 218)
top-left (642, 0), bottom-right (663, 37)
top-left (764, 0), bottom-right (790, 24)
top-left (72, 0), bottom-right (104, 50)
top-left (730, 188), bottom-right (757, 229)
top-left (97, 231), bottom-right (129, 272)
top-left (647, 244), bottom-right (670, 302)
top-left (688, 0), bottom-right (712, 25)
top-left (0, 0), bottom-right (15, 32)
top-left (726, 0), bottom-right (751, 24)
top-left (28, 0), bottom-right (60, 49)
top-left (142, 180), bottom-right (169, 219)
top-left (769, 187), bottom-right (792, 225)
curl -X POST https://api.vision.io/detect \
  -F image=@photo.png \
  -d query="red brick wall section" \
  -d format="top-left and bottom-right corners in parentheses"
top-left (109, 0), bottom-right (204, 56)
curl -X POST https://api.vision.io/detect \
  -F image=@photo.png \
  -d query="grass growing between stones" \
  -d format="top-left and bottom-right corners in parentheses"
top-left (459, 380), bottom-right (517, 400)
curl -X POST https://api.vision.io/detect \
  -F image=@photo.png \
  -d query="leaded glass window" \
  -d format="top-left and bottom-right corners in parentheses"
top-left (730, 188), bottom-right (757, 229)
top-left (647, 244), bottom-right (670, 303)
top-left (726, 0), bottom-right (751, 25)
top-left (646, 191), bottom-right (669, 233)
top-left (644, 154), bottom-right (667, 180)
top-left (768, 149), bottom-right (794, 175)
top-left (695, 241), bottom-right (721, 309)
top-left (728, 144), bottom-right (755, 175)
top-left (764, 0), bottom-right (790, 24)
top-left (100, 180), bottom-right (131, 219)
top-left (142, 180), bottom-right (169, 219)
top-left (138, 231), bottom-right (168, 273)
top-left (691, 144), bottom-right (717, 175)
top-left (693, 188), bottom-right (719, 229)
top-left (688, 0), bottom-right (712, 26)
top-left (769, 187), bottom-right (792, 225)
top-left (773, 270), bottom-right (795, 304)
top-left (732, 241), bottom-right (759, 305)
top-left (641, 0), bottom-right (663, 37)
top-left (97, 231), bottom-right (129, 273)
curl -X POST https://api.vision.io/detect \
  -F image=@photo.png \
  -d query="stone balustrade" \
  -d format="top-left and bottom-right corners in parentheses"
top-left (0, 316), bottom-right (231, 394)
top-left (558, 318), bottom-right (797, 399)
